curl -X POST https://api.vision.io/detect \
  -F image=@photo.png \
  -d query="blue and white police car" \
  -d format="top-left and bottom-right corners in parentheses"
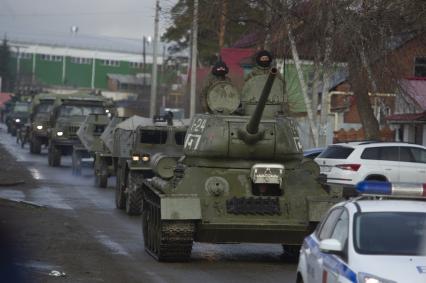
top-left (296, 181), bottom-right (426, 283)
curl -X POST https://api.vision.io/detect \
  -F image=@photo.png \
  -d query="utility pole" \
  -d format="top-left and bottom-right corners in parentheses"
top-left (218, 0), bottom-right (227, 50)
top-left (189, 0), bottom-right (198, 118)
top-left (149, 0), bottom-right (160, 118)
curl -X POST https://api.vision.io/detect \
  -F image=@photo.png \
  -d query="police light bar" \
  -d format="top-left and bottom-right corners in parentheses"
top-left (356, 181), bottom-right (426, 197)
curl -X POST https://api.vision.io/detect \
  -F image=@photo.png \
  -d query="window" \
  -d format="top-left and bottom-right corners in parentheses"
top-left (101, 60), bottom-right (120, 67)
top-left (140, 130), bottom-right (168, 144)
top-left (318, 146), bottom-right (354, 159)
top-left (318, 208), bottom-right (343, 240)
top-left (40, 54), bottom-right (62, 62)
top-left (175, 131), bottom-right (186, 145)
top-left (130, 62), bottom-right (142, 68)
top-left (331, 210), bottom-right (349, 247)
top-left (361, 147), bottom-right (380, 160)
top-left (70, 57), bottom-right (92, 64)
top-left (410, 147), bottom-right (426, 163)
top-left (379, 146), bottom-right (399, 161)
top-left (414, 57), bottom-right (426, 77)
top-left (12, 52), bottom-right (32, 59)
top-left (399, 147), bottom-right (414, 162)
top-left (354, 212), bottom-right (426, 256)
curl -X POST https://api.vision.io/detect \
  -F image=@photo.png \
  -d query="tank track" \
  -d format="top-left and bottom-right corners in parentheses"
top-left (142, 184), bottom-right (194, 262)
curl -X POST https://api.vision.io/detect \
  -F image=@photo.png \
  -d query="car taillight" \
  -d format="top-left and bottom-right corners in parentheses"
top-left (336, 164), bottom-right (361, 171)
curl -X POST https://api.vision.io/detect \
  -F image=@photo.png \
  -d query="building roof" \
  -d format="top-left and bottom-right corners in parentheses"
top-left (386, 111), bottom-right (426, 122)
top-left (400, 78), bottom-right (426, 111)
top-left (3, 29), bottom-right (162, 55)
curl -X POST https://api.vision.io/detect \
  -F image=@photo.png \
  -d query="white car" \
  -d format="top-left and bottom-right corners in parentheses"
top-left (296, 181), bottom-right (426, 283)
top-left (315, 142), bottom-right (426, 187)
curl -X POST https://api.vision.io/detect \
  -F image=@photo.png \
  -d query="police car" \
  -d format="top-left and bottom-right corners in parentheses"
top-left (296, 181), bottom-right (426, 283)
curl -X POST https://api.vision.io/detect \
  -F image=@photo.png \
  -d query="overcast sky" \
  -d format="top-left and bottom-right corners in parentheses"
top-left (0, 0), bottom-right (177, 39)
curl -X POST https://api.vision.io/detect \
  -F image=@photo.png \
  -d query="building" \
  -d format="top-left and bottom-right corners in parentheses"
top-left (6, 31), bottom-right (164, 93)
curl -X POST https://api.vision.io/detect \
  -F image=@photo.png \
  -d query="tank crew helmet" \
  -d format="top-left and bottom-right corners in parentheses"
top-left (211, 61), bottom-right (229, 77)
top-left (255, 50), bottom-right (273, 68)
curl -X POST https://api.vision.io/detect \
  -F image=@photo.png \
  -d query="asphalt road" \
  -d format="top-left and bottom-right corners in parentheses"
top-left (0, 125), bottom-right (297, 283)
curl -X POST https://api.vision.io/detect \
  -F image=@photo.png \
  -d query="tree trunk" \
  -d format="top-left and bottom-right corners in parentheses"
top-left (218, 0), bottom-right (227, 50)
top-left (287, 24), bottom-right (318, 146)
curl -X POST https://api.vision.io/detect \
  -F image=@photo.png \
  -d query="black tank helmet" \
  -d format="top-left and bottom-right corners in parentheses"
top-left (211, 60), bottom-right (229, 77)
top-left (255, 50), bottom-right (273, 68)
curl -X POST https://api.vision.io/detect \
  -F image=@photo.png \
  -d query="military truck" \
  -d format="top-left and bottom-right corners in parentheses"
top-left (28, 93), bottom-right (63, 154)
top-left (114, 114), bottom-right (189, 216)
top-left (72, 113), bottom-right (110, 175)
top-left (6, 102), bottom-right (30, 136)
top-left (48, 93), bottom-right (109, 167)
top-left (140, 65), bottom-right (341, 261)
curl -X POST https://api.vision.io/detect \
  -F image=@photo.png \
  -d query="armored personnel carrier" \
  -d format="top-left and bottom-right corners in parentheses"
top-left (115, 114), bottom-right (189, 216)
top-left (140, 64), bottom-right (340, 261)
top-left (72, 113), bottom-right (110, 175)
top-left (28, 93), bottom-right (63, 154)
top-left (94, 116), bottom-right (128, 188)
top-left (47, 93), bottom-right (109, 167)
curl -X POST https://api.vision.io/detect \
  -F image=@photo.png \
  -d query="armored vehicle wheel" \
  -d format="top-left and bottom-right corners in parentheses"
top-left (30, 137), bottom-right (42, 154)
top-left (48, 145), bottom-right (61, 167)
top-left (115, 163), bottom-right (127, 209)
top-left (94, 158), bottom-right (108, 188)
top-left (125, 171), bottom-right (143, 215)
top-left (142, 187), bottom-right (194, 262)
top-left (72, 150), bottom-right (82, 176)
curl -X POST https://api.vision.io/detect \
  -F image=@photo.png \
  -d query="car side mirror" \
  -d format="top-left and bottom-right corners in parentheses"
top-left (319, 239), bottom-right (343, 254)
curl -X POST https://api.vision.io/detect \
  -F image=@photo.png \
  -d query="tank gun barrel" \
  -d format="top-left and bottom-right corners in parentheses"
top-left (246, 67), bottom-right (277, 135)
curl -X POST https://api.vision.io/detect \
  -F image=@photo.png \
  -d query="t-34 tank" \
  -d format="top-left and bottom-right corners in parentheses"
top-left (141, 57), bottom-right (340, 262)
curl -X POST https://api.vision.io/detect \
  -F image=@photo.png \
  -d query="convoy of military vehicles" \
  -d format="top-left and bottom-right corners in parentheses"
top-left (2, 51), bottom-right (341, 263)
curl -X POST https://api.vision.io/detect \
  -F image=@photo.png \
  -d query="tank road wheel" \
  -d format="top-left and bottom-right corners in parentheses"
top-left (115, 163), bottom-right (127, 209)
top-left (94, 157), bottom-right (108, 188)
top-left (125, 171), bottom-right (143, 215)
top-left (142, 186), bottom-right (195, 262)
top-left (48, 144), bottom-right (61, 167)
top-left (30, 137), bottom-right (42, 154)
top-left (72, 150), bottom-right (82, 176)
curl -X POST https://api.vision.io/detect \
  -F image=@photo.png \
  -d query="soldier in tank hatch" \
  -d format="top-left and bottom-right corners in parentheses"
top-left (200, 60), bottom-right (239, 114)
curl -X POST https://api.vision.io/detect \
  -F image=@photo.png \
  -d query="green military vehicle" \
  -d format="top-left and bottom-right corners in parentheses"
top-left (6, 101), bottom-right (30, 136)
top-left (28, 93), bottom-right (63, 154)
top-left (115, 114), bottom-right (189, 216)
top-left (140, 65), bottom-right (340, 261)
top-left (72, 113), bottom-right (111, 175)
top-left (94, 116), bottom-right (128, 188)
top-left (48, 93), bottom-right (109, 167)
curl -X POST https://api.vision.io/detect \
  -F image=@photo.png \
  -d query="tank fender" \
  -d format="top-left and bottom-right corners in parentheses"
top-left (306, 196), bottom-right (339, 222)
top-left (126, 159), bottom-right (151, 171)
top-left (160, 195), bottom-right (202, 220)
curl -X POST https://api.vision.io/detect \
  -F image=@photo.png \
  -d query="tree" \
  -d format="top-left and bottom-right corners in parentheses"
top-left (0, 38), bottom-right (13, 92)
top-left (162, 0), bottom-right (265, 64)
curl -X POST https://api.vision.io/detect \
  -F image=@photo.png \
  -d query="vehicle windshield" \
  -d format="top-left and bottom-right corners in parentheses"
top-left (37, 103), bottom-right (54, 113)
top-left (354, 212), bottom-right (426, 256)
top-left (13, 104), bottom-right (29, 112)
top-left (59, 105), bottom-right (104, 117)
top-left (317, 146), bottom-right (354, 159)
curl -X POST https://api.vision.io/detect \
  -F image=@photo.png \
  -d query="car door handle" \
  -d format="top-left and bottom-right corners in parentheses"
top-left (419, 170), bottom-right (426, 173)
top-left (384, 168), bottom-right (392, 171)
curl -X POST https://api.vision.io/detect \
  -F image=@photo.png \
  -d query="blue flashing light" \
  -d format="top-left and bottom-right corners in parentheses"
top-left (356, 181), bottom-right (392, 195)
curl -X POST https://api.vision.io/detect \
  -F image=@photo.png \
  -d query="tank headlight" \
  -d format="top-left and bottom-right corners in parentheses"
top-left (56, 131), bottom-right (64, 137)
top-left (15, 118), bottom-right (21, 123)
top-left (142, 155), bottom-right (150, 162)
top-left (36, 125), bottom-right (43, 130)
top-left (132, 155), bottom-right (140, 162)
top-left (105, 109), bottom-right (110, 113)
